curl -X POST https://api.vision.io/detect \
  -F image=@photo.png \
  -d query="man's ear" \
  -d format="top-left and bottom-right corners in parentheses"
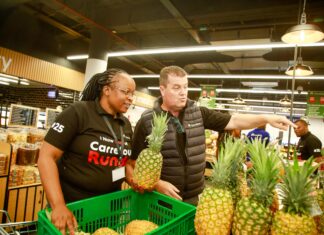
top-left (160, 85), bottom-right (165, 97)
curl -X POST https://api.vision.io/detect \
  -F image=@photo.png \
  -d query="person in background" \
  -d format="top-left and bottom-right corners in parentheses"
top-left (231, 128), bottom-right (242, 139)
top-left (126, 65), bottom-right (295, 206)
top-left (216, 129), bottom-right (241, 158)
top-left (247, 124), bottom-right (270, 146)
top-left (38, 69), bottom-right (135, 235)
top-left (294, 118), bottom-right (322, 161)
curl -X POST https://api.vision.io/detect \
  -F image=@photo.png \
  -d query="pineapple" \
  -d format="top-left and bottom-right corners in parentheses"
top-left (92, 227), bottom-right (119, 235)
top-left (315, 188), bottom-right (324, 234)
top-left (133, 112), bottom-right (168, 189)
top-left (124, 220), bottom-right (158, 235)
top-left (232, 139), bottom-right (281, 235)
top-left (195, 137), bottom-right (244, 235)
top-left (271, 156), bottom-right (319, 235)
top-left (270, 190), bottom-right (280, 214)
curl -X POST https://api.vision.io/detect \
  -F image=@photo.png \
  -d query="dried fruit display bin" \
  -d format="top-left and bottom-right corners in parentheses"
top-left (37, 189), bottom-right (196, 234)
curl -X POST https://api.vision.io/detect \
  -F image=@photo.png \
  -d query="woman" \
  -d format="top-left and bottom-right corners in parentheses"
top-left (38, 68), bottom-right (135, 235)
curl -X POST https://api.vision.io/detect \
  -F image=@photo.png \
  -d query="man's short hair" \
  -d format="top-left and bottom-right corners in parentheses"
top-left (159, 66), bottom-right (187, 86)
top-left (294, 119), bottom-right (309, 126)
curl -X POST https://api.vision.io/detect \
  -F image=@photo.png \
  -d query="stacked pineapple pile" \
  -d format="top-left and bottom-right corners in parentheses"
top-left (195, 136), bottom-right (322, 235)
top-left (232, 139), bottom-right (281, 235)
top-left (195, 136), bottom-right (245, 235)
top-left (271, 156), bottom-right (319, 234)
top-left (316, 188), bottom-right (324, 234)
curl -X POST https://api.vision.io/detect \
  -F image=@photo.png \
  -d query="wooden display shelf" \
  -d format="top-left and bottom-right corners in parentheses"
top-left (8, 182), bottom-right (42, 190)
top-left (0, 142), bottom-right (11, 222)
top-left (7, 184), bottom-right (47, 222)
top-left (0, 141), bottom-right (47, 223)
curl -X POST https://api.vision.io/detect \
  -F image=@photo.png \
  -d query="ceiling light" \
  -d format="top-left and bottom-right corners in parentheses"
top-left (241, 81), bottom-right (278, 88)
top-left (147, 86), bottom-right (201, 91)
top-left (282, 15), bottom-right (324, 44)
top-left (0, 73), bottom-right (19, 83)
top-left (20, 81), bottom-right (30, 86)
top-left (67, 54), bottom-right (89, 60)
top-left (243, 105), bottom-right (251, 111)
top-left (107, 42), bottom-right (324, 57)
top-left (0, 73), bottom-right (19, 79)
top-left (0, 77), bottom-right (19, 83)
top-left (285, 58), bottom-right (313, 76)
top-left (232, 95), bottom-right (245, 104)
top-left (281, 0), bottom-right (324, 44)
top-left (132, 74), bottom-right (324, 80)
top-left (227, 103), bottom-right (305, 111)
top-left (147, 87), bottom-right (308, 95)
top-left (67, 42), bottom-right (324, 60)
top-left (215, 97), bottom-right (307, 105)
top-left (0, 81), bottom-right (9, 85)
top-left (285, 63), bottom-right (313, 76)
top-left (214, 107), bottom-right (303, 116)
top-left (276, 112), bottom-right (302, 117)
top-left (217, 88), bottom-right (307, 95)
top-left (282, 24), bottom-right (324, 44)
top-left (216, 103), bottom-right (225, 109)
top-left (279, 95), bottom-right (291, 106)
top-left (280, 107), bottom-right (290, 113)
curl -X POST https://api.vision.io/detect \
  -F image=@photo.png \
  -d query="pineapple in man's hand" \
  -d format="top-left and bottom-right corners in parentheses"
top-left (131, 112), bottom-right (169, 192)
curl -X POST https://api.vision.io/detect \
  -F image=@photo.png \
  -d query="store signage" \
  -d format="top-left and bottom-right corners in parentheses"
top-left (45, 108), bottom-right (62, 129)
top-left (0, 55), bottom-right (12, 72)
top-left (198, 85), bottom-right (217, 108)
top-left (8, 104), bottom-right (39, 128)
top-left (306, 92), bottom-right (324, 118)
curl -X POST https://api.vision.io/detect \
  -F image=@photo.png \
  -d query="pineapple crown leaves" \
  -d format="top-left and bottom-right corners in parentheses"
top-left (279, 155), bottom-right (319, 215)
top-left (210, 136), bottom-right (245, 189)
top-left (146, 112), bottom-right (169, 153)
top-left (247, 138), bottom-right (281, 208)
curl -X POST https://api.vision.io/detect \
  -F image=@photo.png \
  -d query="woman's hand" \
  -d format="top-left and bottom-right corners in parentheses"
top-left (51, 204), bottom-right (78, 235)
top-left (128, 178), bottom-right (155, 193)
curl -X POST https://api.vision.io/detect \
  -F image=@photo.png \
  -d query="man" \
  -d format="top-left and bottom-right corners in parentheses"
top-left (126, 65), bottom-right (295, 205)
top-left (294, 118), bottom-right (322, 160)
top-left (247, 125), bottom-right (270, 146)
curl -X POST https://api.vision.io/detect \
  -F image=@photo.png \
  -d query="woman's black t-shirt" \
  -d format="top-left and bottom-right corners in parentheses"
top-left (44, 100), bottom-right (132, 202)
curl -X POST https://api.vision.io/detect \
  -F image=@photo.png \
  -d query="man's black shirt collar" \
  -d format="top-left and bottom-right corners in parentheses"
top-left (301, 131), bottom-right (311, 140)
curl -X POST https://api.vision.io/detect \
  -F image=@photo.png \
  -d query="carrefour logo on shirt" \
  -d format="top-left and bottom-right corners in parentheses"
top-left (90, 141), bottom-right (131, 156)
top-left (88, 141), bottom-right (131, 167)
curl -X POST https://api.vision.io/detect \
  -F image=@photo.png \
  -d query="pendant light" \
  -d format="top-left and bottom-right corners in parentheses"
top-left (279, 95), bottom-right (291, 106)
top-left (232, 94), bottom-right (245, 104)
top-left (281, 0), bottom-right (324, 44)
top-left (280, 80), bottom-right (292, 106)
top-left (233, 59), bottom-right (246, 104)
top-left (285, 56), bottom-right (313, 76)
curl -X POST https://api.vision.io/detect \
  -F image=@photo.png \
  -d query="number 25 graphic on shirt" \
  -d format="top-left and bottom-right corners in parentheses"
top-left (51, 122), bottom-right (64, 133)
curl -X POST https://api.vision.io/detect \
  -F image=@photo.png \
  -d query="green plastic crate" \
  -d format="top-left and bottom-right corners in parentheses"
top-left (37, 189), bottom-right (196, 235)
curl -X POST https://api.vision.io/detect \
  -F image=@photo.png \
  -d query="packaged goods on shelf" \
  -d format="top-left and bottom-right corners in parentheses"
top-left (7, 129), bottom-right (28, 143)
top-left (205, 129), bottom-right (218, 157)
top-left (16, 143), bottom-right (39, 165)
top-left (27, 129), bottom-right (46, 144)
top-left (10, 143), bottom-right (20, 166)
top-left (0, 152), bottom-right (8, 174)
top-left (0, 129), bottom-right (8, 142)
top-left (9, 165), bottom-right (40, 187)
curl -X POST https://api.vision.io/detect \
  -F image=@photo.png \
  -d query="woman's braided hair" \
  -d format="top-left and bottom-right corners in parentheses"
top-left (80, 68), bottom-right (127, 101)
